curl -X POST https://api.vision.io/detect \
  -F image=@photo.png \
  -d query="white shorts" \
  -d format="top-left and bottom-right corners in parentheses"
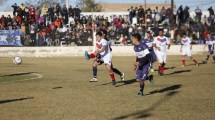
top-left (182, 49), bottom-right (191, 57)
top-left (100, 53), bottom-right (112, 65)
top-left (156, 51), bottom-right (167, 63)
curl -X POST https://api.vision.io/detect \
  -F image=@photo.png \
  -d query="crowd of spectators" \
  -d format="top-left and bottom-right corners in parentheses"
top-left (0, 3), bottom-right (214, 46)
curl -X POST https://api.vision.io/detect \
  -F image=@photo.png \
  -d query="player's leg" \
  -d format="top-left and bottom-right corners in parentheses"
top-left (189, 55), bottom-right (198, 66)
top-left (105, 64), bottom-right (116, 85)
top-left (156, 52), bottom-right (163, 75)
top-left (111, 63), bottom-right (125, 81)
top-left (150, 52), bottom-right (157, 72)
top-left (182, 55), bottom-right (186, 67)
top-left (85, 51), bottom-right (97, 60)
top-left (181, 49), bottom-right (186, 67)
top-left (89, 60), bottom-right (99, 82)
top-left (104, 54), bottom-right (116, 85)
top-left (136, 63), bottom-right (152, 96)
top-left (160, 52), bottom-right (166, 75)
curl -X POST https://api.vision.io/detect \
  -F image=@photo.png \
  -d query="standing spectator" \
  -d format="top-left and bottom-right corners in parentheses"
top-left (19, 3), bottom-right (25, 18)
top-left (55, 3), bottom-right (61, 17)
top-left (11, 3), bottom-right (18, 16)
top-left (195, 7), bottom-right (202, 23)
top-left (41, 4), bottom-right (48, 18)
top-left (61, 5), bottom-right (69, 24)
top-left (74, 5), bottom-right (81, 19)
top-left (48, 6), bottom-right (55, 22)
top-left (68, 5), bottom-right (74, 17)
top-left (29, 5), bottom-right (36, 22)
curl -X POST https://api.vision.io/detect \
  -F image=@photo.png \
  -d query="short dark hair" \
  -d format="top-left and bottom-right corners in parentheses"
top-left (101, 29), bottom-right (107, 36)
top-left (183, 32), bottom-right (187, 35)
top-left (132, 33), bottom-right (141, 41)
top-left (96, 31), bottom-right (102, 37)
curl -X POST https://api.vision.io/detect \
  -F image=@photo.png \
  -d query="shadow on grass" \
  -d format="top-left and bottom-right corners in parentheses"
top-left (52, 87), bottom-right (63, 89)
top-left (101, 79), bottom-right (137, 87)
top-left (146, 84), bottom-right (182, 95)
top-left (0, 72), bottom-right (35, 77)
top-left (0, 97), bottom-right (34, 104)
top-left (112, 91), bottom-right (179, 120)
top-left (165, 70), bottom-right (191, 75)
top-left (154, 66), bottom-right (175, 71)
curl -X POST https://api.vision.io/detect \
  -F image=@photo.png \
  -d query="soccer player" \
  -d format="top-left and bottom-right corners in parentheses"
top-left (180, 33), bottom-right (199, 67)
top-left (86, 31), bottom-right (117, 85)
top-left (142, 31), bottom-right (157, 72)
top-left (153, 29), bottom-right (170, 75)
top-left (202, 33), bottom-right (215, 64)
top-left (132, 33), bottom-right (154, 96)
top-left (85, 30), bottom-right (125, 82)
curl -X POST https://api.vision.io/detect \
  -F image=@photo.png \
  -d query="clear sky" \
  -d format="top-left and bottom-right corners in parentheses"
top-left (1, 0), bottom-right (215, 11)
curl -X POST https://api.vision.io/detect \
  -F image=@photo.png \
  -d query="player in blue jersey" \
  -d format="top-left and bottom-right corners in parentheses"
top-left (142, 31), bottom-right (157, 72)
top-left (132, 33), bottom-right (154, 96)
top-left (202, 33), bottom-right (215, 64)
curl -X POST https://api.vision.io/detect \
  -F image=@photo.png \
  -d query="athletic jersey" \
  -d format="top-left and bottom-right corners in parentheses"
top-left (181, 37), bottom-right (192, 49)
top-left (153, 36), bottom-right (170, 52)
top-left (96, 38), bottom-right (110, 57)
top-left (142, 37), bottom-right (154, 52)
top-left (206, 38), bottom-right (215, 46)
top-left (134, 42), bottom-right (150, 64)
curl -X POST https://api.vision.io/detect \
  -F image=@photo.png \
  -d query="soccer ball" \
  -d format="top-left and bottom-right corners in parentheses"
top-left (13, 56), bottom-right (22, 65)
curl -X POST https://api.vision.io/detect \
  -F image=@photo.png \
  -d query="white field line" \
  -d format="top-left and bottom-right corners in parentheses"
top-left (1, 73), bottom-right (43, 83)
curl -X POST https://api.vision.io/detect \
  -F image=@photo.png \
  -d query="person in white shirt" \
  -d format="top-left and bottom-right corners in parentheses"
top-left (153, 29), bottom-right (170, 75)
top-left (87, 32), bottom-right (117, 85)
top-left (180, 33), bottom-right (198, 67)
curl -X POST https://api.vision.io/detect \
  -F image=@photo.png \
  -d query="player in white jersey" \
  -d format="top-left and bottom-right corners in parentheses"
top-left (180, 33), bottom-right (198, 67)
top-left (202, 33), bottom-right (215, 64)
top-left (153, 29), bottom-right (170, 75)
top-left (88, 31), bottom-right (117, 85)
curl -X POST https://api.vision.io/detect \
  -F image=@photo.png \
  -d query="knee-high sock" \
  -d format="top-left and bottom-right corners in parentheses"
top-left (93, 67), bottom-right (97, 78)
top-left (140, 83), bottom-right (145, 92)
top-left (192, 59), bottom-right (197, 64)
top-left (109, 72), bottom-right (115, 81)
top-left (112, 67), bottom-right (122, 76)
top-left (90, 53), bottom-right (96, 58)
top-left (182, 58), bottom-right (185, 65)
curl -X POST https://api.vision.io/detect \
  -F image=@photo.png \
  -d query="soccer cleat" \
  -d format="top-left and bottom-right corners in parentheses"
top-left (112, 80), bottom-right (116, 86)
top-left (181, 65), bottom-right (185, 67)
top-left (195, 63), bottom-right (199, 67)
top-left (148, 75), bottom-right (154, 85)
top-left (89, 78), bottom-right (97, 82)
top-left (136, 92), bottom-right (144, 96)
top-left (85, 51), bottom-right (90, 60)
top-left (150, 68), bottom-right (154, 72)
top-left (120, 73), bottom-right (125, 81)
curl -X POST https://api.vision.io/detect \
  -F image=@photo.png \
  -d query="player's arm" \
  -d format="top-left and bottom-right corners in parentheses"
top-left (133, 57), bottom-right (139, 71)
top-left (95, 45), bottom-right (106, 55)
top-left (153, 43), bottom-right (160, 51)
top-left (180, 44), bottom-right (183, 52)
top-left (167, 38), bottom-right (171, 49)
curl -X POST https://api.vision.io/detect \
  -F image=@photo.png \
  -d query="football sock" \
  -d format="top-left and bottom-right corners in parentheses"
top-left (192, 59), bottom-right (197, 64)
top-left (93, 67), bottom-right (97, 78)
top-left (182, 58), bottom-right (185, 65)
top-left (206, 55), bottom-right (210, 61)
top-left (112, 67), bottom-right (122, 76)
top-left (109, 72), bottom-right (115, 81)
top-left (161, 63), bottom-right (165, 73)
top-left (140, 83), bottom-right (145, 93)
top-left (90, 53), bottom-right (96, 58)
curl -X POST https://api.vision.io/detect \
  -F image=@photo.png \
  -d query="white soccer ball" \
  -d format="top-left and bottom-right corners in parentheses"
top-left (13, 56), bottom-right (22, 65)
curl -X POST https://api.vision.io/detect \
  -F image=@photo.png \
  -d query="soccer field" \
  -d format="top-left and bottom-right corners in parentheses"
top-left (0, 55), bottom-right (214, 120)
